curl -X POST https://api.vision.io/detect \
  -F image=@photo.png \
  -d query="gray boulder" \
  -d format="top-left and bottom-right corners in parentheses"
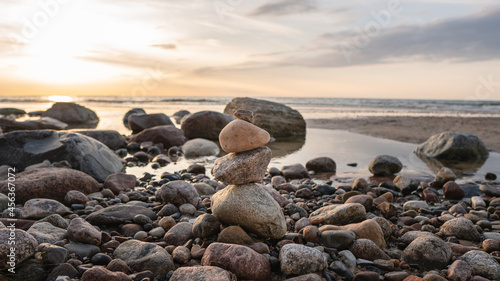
top-left (224, 97), bottom-right (306, 138)
top-left (0, 130), bottom-right (124, 182)
top-left (42, 102), bottom-right (99, 125)
top-left (415, 132), bottom-right (489, 161)
top-left (128, 113), bottom-right (174, 134)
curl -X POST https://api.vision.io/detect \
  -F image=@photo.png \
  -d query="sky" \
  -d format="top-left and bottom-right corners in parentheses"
top-left (1, 0), bottom-right (500, 100)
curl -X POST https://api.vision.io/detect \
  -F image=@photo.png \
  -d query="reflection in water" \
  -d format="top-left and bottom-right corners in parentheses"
top-left (266, 136), bottom-right (306, 159)
top-left (415, 154), bottom-right (488, 177)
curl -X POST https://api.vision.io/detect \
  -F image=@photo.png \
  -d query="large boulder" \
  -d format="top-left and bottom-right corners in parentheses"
top-left (224, 97), bottom-right (306, 138)
top-left (42, 102), bottom-right (99, 125)
top-left (0, 131), bottom-right (124, 182)
top-left (211, 183), bottom-right (286, 239)
top-left (128, 113), bottom-right (174, 134)
top-left (114, 240), bottom-right (174, 275)
top-left (414, 132), bottom-right (489, 161)
top-left (71, 130), bottom-right (126, 150)
top-left (129, 125), bottom-right (185, 149)
top-left (0, 168), bottom-right (99, 204)
top-left (181, 111), bottom-right (234, 140)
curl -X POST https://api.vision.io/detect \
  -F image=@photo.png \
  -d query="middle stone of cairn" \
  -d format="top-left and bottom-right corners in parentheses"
top-left (211, 110), bottom-right (287, 240)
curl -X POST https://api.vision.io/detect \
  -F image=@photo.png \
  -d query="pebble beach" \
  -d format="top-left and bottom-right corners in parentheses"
top-left (1, 97), bottom-right (500, 281)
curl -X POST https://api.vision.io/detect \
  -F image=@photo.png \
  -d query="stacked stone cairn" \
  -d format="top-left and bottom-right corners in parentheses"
top-left (211, 110), bottom-right (287, 239)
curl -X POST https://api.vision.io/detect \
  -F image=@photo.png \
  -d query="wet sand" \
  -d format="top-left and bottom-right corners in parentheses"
top-left (307, 117), bottom-right (500, 153)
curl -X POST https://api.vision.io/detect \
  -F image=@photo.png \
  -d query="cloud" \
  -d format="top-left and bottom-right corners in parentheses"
top-left (262, 6), bottom-right (500, 67)
top-left (151, 44), bottom-right (177, 50)
top-left (248, 0), bottom-right (317, 17)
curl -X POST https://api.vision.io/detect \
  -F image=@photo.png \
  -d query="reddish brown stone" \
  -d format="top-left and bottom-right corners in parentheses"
top-left (422, 188), bottom-right (440, 203)
top-left (0, 168), bottom-right (99, 204)
top-left (443, 182), bottom-right (465, 200)
top-left (201, 243), bottom-right (270, 281)
top-left (378, 202), bottom-right (397, 219)
top-left (104, 173), bottom-right (137, 195)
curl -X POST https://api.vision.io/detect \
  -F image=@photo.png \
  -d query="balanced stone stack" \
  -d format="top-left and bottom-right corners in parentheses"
top-left (211, 110), bottom-right (287, 239)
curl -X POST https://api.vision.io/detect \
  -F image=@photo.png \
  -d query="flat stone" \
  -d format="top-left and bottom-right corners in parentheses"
top-left (309, 203), bottom-right (366, 226)
top-left (86, 204), bottom-right (156, 226)
top-left (27, 222), bottom-right (67, 244)
top-left (170, 266), bottom-right (237, 281)
top-left (21, 199), bottom-right (70, 219)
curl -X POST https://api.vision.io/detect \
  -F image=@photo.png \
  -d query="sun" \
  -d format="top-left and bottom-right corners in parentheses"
top-left (48, 95), bottom-right (74, 103)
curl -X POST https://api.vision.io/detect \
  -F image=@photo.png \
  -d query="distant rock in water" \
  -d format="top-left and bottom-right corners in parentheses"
top-left (123, 108), bottom-right (146, 129)
top-left (0, 108), bottom-right (26, 116)
top-left (42, 102), bottom-right (99, 125)
top-left (224, 97), bottom-right (306, 138)
top-left (128, 113), bottom-right (174, 134)
top-left (414, 132), bottom-right (489, 161)
top-left (173, 110), bottom-right (190, 125)
top-left (181, 111), bottom-right (234, 140)
top-left (0, 117), bottom-right (67, 132)
top-left (0, 130), bottom-right (123, 182)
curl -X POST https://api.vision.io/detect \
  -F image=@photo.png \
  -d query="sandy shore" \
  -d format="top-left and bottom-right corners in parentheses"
top-left (307, 117), bottom-right (500, 153)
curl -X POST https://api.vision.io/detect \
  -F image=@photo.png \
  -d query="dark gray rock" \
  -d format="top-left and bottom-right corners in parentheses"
top-left (114, 240), bottom-right (174, 274)
top-left (128, 113), bottom-right (174, 134)
top-left (181, 111), bottom-right (234, 140)
top-left (71, 130), bottom-right (126, 150)
top-left (86, 204), bottom-right (157, 226)
top-left (415, 132), bottom-right (489, 161)
top-left (368, 155), bottom-right (403, 176)
top-left (42, 102), bottom-right (99, 125)
top-left (0, 131), bottom-right (123, 182)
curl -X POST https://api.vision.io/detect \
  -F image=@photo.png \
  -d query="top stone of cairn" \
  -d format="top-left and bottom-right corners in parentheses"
top-left (219, 110), bottom-right (270, 153)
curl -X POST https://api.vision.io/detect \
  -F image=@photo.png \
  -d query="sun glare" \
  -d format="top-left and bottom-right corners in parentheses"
top-left (48, 95), bottom-right (74, 103)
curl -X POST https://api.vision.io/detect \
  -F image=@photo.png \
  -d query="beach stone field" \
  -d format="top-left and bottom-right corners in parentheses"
top-left (0, 97), bottom-right (500, 281)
